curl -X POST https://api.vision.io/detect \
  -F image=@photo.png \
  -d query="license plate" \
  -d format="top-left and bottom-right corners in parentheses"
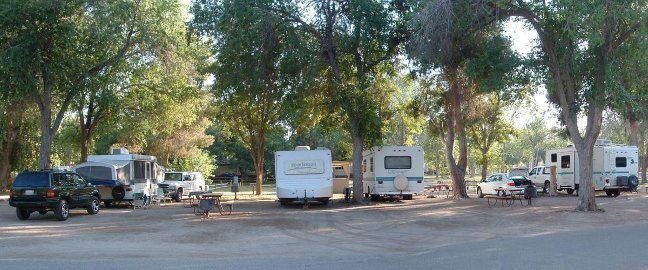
top-left (24, 190), bottom-right (34, 195)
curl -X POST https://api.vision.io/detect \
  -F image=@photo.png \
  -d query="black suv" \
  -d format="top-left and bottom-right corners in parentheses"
top-left (9, 170), bottom-right (101, 221)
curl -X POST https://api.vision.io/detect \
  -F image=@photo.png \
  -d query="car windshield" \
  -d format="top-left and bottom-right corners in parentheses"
top-left (164, 173), bottom-right (182, 181)
top-left (13, 172), bottom-right (50, 187)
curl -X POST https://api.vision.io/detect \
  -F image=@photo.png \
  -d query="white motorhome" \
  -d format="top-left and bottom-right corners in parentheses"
top-left (74, 148), bottom-right (165, 206)
top-left (275, 146), bottom-right (333, 205)
top-left (545, 139), bottom-right (639, 196)
top-left (362, 146), bottom-right (425, 200)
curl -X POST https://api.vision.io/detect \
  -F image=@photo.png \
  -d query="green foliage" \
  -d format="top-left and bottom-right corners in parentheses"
top-left (169, 150), bottom-right (217, 184)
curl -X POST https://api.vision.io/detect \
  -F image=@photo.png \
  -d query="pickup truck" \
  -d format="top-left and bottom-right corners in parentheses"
top-left (158, 172), bottom-right (206, 202)
top-left (528, 166), bottom-right (551, 193)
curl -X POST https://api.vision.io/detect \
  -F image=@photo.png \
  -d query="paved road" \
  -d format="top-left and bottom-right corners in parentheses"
top-left (1, 194), bottom-right (647, 270)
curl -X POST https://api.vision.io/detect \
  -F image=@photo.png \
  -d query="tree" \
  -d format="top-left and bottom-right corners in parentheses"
top-left (0, 0), bottom-right (184, 169)
top-left (466, 94), bottom-right (515, 181)
top-left (484, 0), bottom-right (648, 211)
top-left (192, 0), bottom-right (315, 194)
top-left (409, 2), bottom-right (526, 198)
top-left (260, 0), bottom-right (411, 202)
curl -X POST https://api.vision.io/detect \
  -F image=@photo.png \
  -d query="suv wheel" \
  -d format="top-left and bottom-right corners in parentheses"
top-left (55, 199), bottom-right (70, 221)
top-left (87, 196), bottom-right (100, 215)
top-left (174, 189), bottom-right (183, 202)
top-left (16, 207), bottom-right (30, 220)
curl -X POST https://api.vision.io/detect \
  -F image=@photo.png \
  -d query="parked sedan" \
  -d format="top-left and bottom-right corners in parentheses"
top-left (477, 173), bottom-right (534, 198)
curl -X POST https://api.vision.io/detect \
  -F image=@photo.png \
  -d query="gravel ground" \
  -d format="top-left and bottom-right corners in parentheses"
top-left (1, 190), bottom-right (648, 269)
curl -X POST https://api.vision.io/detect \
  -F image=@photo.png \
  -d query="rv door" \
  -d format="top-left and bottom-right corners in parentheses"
top-left (556, 152), bottom-right (576, 188)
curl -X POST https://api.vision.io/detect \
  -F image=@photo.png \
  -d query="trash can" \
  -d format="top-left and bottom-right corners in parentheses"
top-left (524, 185), bottom-right (537, 205)
top-left (343, 187), bottom-right (352, 203)
top-left (231, 176), bottom-right (240, 192)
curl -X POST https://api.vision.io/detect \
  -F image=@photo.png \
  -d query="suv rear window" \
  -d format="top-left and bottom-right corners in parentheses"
top-left (13, 172), bottom-right (50, 187)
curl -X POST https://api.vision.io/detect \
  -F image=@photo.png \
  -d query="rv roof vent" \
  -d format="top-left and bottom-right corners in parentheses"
top-left (294, 146), bottom-right (311, 151)
top-left (111, 148), bottom-right (129, 155)
top-left (595, 139), bottom-right (612, 146)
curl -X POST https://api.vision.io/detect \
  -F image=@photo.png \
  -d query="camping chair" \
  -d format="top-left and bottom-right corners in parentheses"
top-left (152, 188), bottom-right (173, 206)
top-left (132, 193), bottom-right (146, 209)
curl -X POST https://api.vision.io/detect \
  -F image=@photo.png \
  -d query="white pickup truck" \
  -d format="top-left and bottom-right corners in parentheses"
top-left (158, 172), bottom-right (206, 202)
top-left (528, 166), bottom-right (551, 193)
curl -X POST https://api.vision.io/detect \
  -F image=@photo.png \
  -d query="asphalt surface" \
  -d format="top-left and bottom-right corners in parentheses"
top-left (1, 193), bottom-right (648, 270)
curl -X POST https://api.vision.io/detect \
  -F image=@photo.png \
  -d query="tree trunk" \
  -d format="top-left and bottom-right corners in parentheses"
top-left (444, 72), bottom-right (469, 199)
top-left (350, 125), bottom-right (364, 203)
top-left (80, 127), bottom-right (90, 163)
top-left (0, 107), bottom-right (20, 190)
top-left (628, 115), bottom-right (638, 146)
top-left (574, 140), bottom-right (597, 211)
top-left (480, 152), bottom-right (488, 182)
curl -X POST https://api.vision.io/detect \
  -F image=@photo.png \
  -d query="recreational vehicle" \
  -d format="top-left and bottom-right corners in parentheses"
top-left (74, 148), bottom-right (165, 206)
top-left (545, 139), bottom-right (639, 196)
top-left (275, 146), bottom-right (333, 205)
top-left (362, 146), bottom-right (425, 200)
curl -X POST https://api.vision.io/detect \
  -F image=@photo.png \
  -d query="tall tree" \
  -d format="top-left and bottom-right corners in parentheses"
top-left (0, 0), bottom-right (183, 169)
top-left (259, 0), bottom-right (411, 202)
top-left (483, 0), bottom-right (648, 211)
top-left (410, 2), bottom-right (526, 198)
top-left (192, 0), bottom-right (314, 195)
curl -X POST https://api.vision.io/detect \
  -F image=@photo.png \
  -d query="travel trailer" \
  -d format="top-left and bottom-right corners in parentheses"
top-left (74, 148), bottom-right (164, 206)
top-left (362, 146), bottom-right (425, 200)
top-left (275, 146), bottom-right (333, 205)
top-left (544, 139), bottom-right (639, 196)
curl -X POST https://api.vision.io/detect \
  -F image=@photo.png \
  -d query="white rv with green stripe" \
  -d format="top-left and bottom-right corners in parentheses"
top-left (362, 146), bottom-right (425, 200)
top-left (545, 139), bottom-right (639, 196)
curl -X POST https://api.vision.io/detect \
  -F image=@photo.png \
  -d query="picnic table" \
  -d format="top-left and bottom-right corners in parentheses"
top-left (485, 187), bottom-right (525, 207)
top-left (197, 193), bottom-right (232, 217)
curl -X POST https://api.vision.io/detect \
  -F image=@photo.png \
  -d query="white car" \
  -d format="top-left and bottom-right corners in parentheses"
top-left (477, 173), bottom-right (534, 198)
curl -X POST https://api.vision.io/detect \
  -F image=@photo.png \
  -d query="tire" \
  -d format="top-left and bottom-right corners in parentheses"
top-left (16, 208), bottom-right (30, 220)
top-left (613, 189), bottom-right (621, 197)
top-left (543, 181), bottom-right (550, 194)
top-left (566, 188), bottom-right (574, 195)
top-left (629, 175), bottom-right (639, 191)
top-left (112, 186), bottom-right (125, 200)
top-left (477, 187), bottom-right (484, 198)
top-left (86, 196), bottom-right (100, 215)
top-left (174, 189), bottom-right (183, 202)
top-left (54, 200), bottom-right (69, 221)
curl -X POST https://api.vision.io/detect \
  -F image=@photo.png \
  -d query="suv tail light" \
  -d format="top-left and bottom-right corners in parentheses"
top-left (47, 188), bottom-right (56, 198)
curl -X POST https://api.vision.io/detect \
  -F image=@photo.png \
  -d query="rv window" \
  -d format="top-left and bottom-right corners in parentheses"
top-left (616, 157), bottom-right (627, 167)
top-left (370, 158), bottom-right (374, 172)
top-left (77, 166), bottom-right (113, 182)
top-left (551, 154), bottom-right (557, 163)
top-left (384, 156), bottom-right (411, 169)
top-left (560, 155), bottom-right (570, 168)
top-left (363, 159), bottom-right (367, 173)
top-left (134, 161), bottom-right (146, 180)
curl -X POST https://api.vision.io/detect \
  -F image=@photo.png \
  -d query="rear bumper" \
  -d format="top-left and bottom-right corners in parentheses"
top-left (9, 199), bottom-right (58, 210)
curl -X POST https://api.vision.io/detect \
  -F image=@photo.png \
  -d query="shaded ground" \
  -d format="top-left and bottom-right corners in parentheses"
top-left (1, 190), bottom-right (647, 269)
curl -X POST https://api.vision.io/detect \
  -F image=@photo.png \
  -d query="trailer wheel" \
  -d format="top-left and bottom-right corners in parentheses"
top-left (613, 189), bottom-right (621, 197)
top-left (104, 201), bottom-right (112, 208)
top-left (566, 188), bottom-right (574, 195)
top-left (402, 194), bottom-right (413, 200)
